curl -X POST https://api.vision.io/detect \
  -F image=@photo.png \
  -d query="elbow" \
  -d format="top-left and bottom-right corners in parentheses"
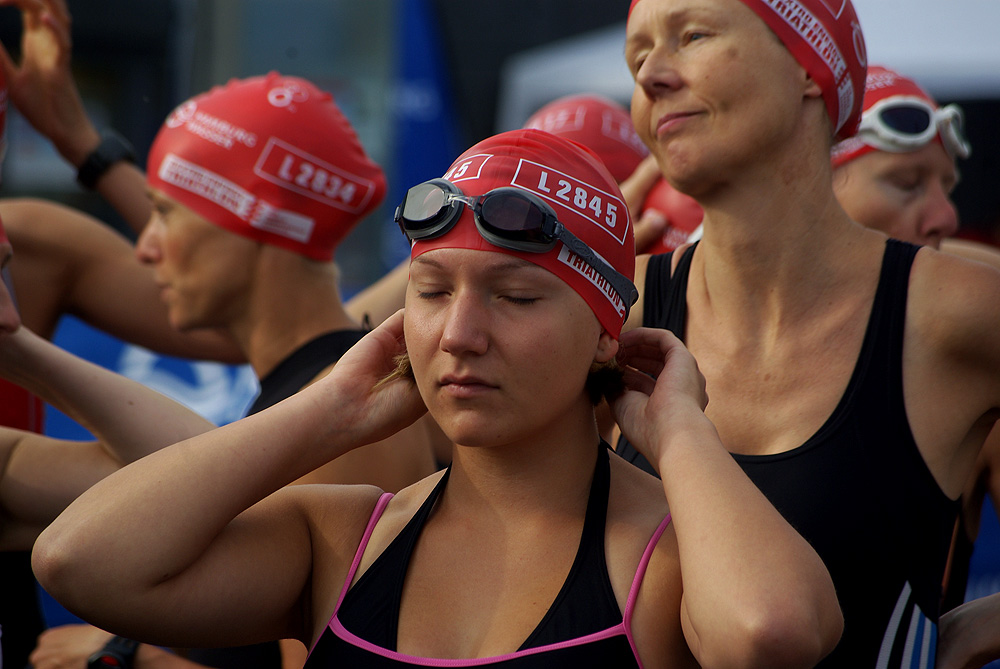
top-left (31, 525), bottom-right (77, 602)
top-left (697, 597), bottom-right (844, 668)
top-left (738, 600), bottom-right (844, 668)
top-left (31, 523), bottom-right (102, 613)
top-left (741, 606), bottom-right (843, 668)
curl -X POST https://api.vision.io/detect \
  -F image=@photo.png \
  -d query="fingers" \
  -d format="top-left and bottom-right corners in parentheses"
top-left (634, 208), bottom-right (668, 254)
top-left (619, 154), bottom-right (663, 220)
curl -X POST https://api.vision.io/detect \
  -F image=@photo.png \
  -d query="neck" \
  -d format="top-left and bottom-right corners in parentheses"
top-left (684, 134), bottom-right (886, 341)
top-left (226, 249), bottom-right (361, 379)
top-left (443, 403), bottom-right (602, 523)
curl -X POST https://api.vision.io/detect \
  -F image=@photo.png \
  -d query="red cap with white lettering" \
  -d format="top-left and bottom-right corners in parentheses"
top-left (147, 72), bottom-right (386, 261)
top-left (642, 177), bottom-right (704, 255)
top-left (411, 129), bottom-right (635, 338)
top-left (628, 0), bottom-right (867, 140)
top-left (523, 94), bottom-right (648, 183)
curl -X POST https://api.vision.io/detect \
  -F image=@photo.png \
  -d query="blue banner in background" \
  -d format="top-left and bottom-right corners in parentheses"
top-left (381, 0), bottom-right (463, 268)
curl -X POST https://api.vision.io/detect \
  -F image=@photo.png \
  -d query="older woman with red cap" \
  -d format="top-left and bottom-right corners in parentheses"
top-left (31, 128), bottom-right (842, 668)
top-left (620, 0), bottom-right (1000, 666)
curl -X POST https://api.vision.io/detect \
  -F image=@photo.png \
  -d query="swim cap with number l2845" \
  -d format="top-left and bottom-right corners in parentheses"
top-left (411, 129), bottom-right (635, 338)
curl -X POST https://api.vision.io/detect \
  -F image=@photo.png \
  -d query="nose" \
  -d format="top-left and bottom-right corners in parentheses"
top-left (134, 217), bottom-right (163, 264)
top-left (439, 292), bottom-right (490, 357)
top-left (633, 46), bottom-right (683, 99)
top-left (921, 184), bottom-right (960, 247)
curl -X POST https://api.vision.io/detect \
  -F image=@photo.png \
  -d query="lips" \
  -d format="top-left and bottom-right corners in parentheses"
top-left (439, 373), bottom-right (498, 398)
top-left (655, 111), bottom-right (699, 137)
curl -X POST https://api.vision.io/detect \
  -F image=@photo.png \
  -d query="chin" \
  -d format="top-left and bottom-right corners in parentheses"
top-left (433, 412), bottom-right (521, 449)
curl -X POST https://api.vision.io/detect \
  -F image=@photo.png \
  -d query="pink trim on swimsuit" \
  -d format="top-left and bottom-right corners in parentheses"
top-left (308, 490), bottom-right (672, 668)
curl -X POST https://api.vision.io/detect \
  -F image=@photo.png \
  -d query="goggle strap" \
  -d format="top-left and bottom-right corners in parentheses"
top-left (556, 225), bottom-right (638, 312)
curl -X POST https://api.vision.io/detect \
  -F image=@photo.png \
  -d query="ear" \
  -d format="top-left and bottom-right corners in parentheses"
top-left (594, 331), bottom-right (619, 364)
top-left (803, 71), bottom-right (823, 101)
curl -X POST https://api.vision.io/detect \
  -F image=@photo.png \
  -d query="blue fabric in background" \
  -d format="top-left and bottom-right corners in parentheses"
top-left (380, 0), bottom-right (464, 269)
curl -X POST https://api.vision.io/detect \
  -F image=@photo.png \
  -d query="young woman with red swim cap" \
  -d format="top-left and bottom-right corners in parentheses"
top-left (31, 128), bottom-right (842, 669)
top-left (620, 0), bottom-right (1000, 666)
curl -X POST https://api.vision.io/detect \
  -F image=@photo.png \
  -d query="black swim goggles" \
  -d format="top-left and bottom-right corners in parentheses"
top-left (857, 96), bottom-right (970, 159)
top-left (395, 178), bottom-right (638, 317)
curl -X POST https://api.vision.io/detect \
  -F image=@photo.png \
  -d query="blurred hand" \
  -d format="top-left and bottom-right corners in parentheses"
top-left (29, 623), bottom-right (112, 669)
top-left (618, 155), bottom-right (665, 253)
top-left (0, 0), bottom-right (100, 164)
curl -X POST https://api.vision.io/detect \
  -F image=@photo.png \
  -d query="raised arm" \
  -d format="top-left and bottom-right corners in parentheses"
top-left (0, 0), bottom-right (151, 231)
top-left (2, 197), bottom-right (244, 361)
top-left (0, 326), bottom-right (216, 451)
top-left (613, 327), bottom-right (843, 667)
top-left (0, 325), bottom-right (219, 551)
top-left (32, 312), bottom-right (427, 648)
top-left (0, 427), bottom-right (124, 550)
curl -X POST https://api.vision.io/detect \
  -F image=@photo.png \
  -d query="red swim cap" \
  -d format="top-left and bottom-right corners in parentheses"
top-left (628, 0), bottom-right (867, 140)
top-left (411, 129), bottom-right (635, 338)
top-left (523, 94), bottom-right (648, 183)
top-left (147, 73), bottom-right (386, 261)
top-left (642, 177), bottom-right (704, 255)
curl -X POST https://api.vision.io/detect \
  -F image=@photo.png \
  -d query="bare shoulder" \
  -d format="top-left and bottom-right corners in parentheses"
top-left (607, 455), bottom-right (692, 668)
top-left (941, 238), bottom-right (1000, 271)
top-left (302, 472), bottom-right (445, 637)
top-left (908, 246), bottom-right (1000, 354)
top-left (606, 453), bottom-right (674, 586)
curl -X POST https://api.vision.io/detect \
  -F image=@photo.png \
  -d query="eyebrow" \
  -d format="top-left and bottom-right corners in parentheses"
top-left (412, 254), bottom-right (542, 276)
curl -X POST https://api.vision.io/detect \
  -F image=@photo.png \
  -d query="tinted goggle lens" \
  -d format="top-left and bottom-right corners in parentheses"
top-left (878, 105), bottom-right (932, 135)
top-left (477, 191), bottom-right (552, 247)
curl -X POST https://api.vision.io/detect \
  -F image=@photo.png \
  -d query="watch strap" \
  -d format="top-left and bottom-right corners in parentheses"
top-left (87, 635), bottom-right (140, 669)
top-left (77, 130), bottom-right (137, 190)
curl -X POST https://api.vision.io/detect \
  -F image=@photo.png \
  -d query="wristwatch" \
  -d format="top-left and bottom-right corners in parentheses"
top-left (87, 635), bottom-right (140, 669)
top-left (76, 130), bottom-right (137, 190)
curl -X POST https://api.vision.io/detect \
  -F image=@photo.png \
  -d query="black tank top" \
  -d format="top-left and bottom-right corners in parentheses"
top-left (304, 445), bottom-right (672, 668)
top-left (617, 240), bottom-right (958, 668)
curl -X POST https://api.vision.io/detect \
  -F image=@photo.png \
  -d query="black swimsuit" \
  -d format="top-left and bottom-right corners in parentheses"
top-left (305, 445), bottom-right (672, 668)
top-left (617, 240), bottom-right (958, 667)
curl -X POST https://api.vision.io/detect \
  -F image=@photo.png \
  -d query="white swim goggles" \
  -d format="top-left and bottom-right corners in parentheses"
top-left (857, 96), bottom-right (971, 159)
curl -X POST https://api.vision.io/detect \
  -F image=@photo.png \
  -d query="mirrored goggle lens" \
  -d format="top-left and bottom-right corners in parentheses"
top-left (400, 183), bottom-right (450, 229)
top-left (879, 105), bottom-right (933, 136)
top-left (478, 192), bottom-right (552, 247)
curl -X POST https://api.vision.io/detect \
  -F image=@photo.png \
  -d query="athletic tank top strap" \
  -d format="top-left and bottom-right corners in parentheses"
top-left (336, 469), bottom-right (451, 649)
top-left (332, 491), bottom-right (395, 614)
top-left (643, 243), bottom-right (696, 336)
top-left (864, 239), bottom-right (920, 436)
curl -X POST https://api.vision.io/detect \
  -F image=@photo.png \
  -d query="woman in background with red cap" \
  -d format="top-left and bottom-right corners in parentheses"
top-left (621, 0), bottom-right (1000, 666)
top-left (31, 129), bottom-right (843, 668)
